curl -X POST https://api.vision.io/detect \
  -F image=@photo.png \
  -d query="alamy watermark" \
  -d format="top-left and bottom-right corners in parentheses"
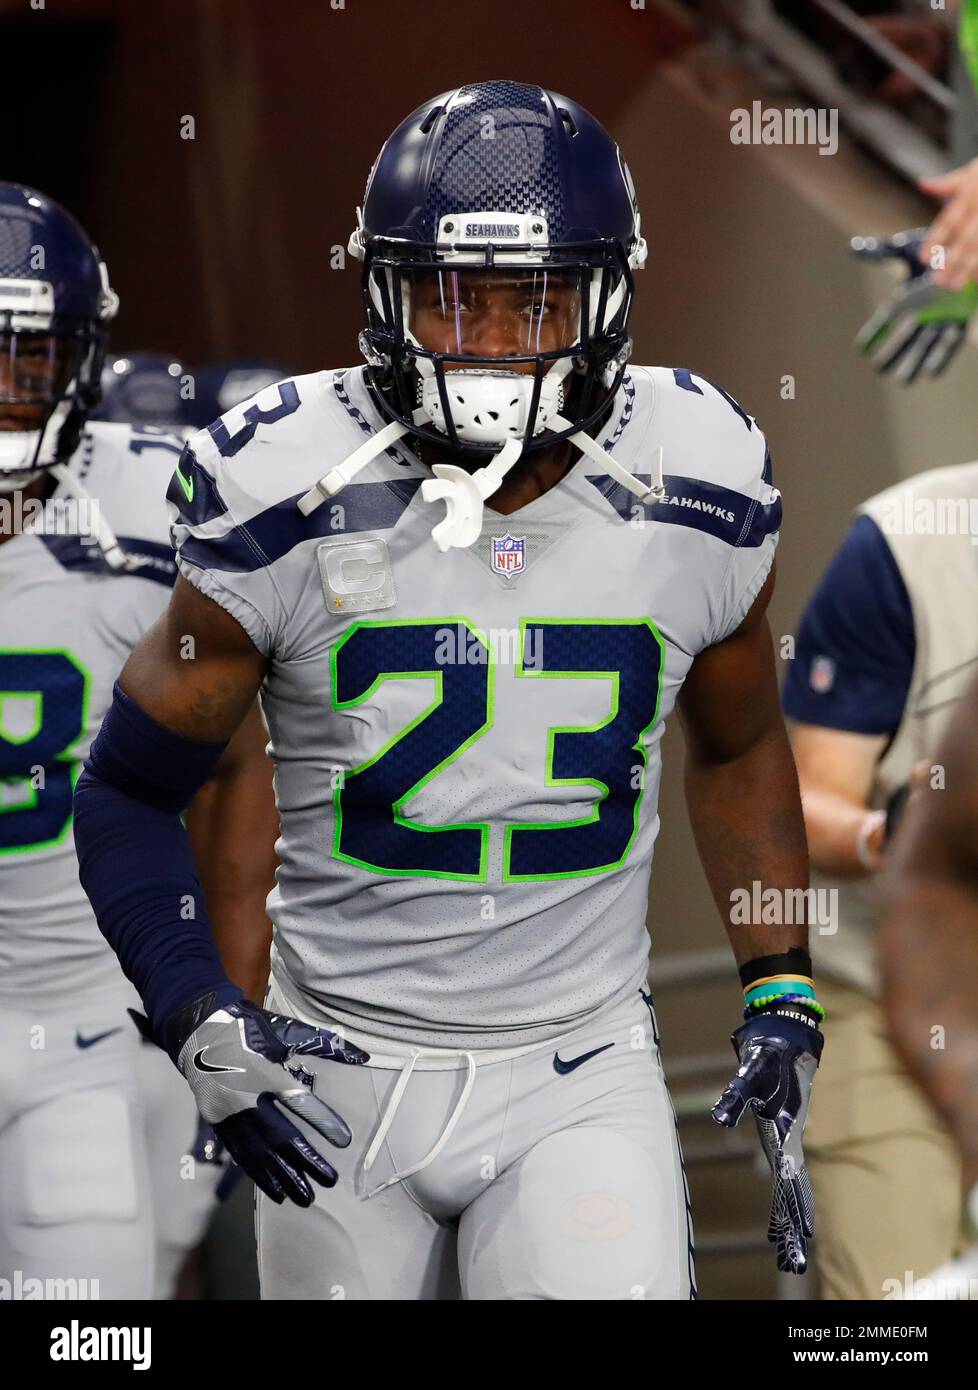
top-left (877, 493), bottom-right (978, 545)
top-left (1, 1269), bottom-right (99, 1299)
top-left (730, 880), bottom-right (839, 935)
top-left (730, 101), bottom-right (838, 157)
top-left (0, 490), bottom-right (103, 541)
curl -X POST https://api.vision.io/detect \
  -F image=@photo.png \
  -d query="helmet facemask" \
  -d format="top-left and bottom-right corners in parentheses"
top-left (0, 263), bottom-right (116, 491)
top-left (359, 227), bottom-right (637, 460)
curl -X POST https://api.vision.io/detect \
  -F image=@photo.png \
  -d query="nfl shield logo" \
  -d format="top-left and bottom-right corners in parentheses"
top-left (810, 655), bottom-right (836, 694)
top-left (491, 533), bottom-right (525, 576)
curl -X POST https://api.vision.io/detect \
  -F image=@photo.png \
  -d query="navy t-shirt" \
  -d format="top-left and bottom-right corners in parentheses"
top-left (782, 514), bottom-right (916, 734)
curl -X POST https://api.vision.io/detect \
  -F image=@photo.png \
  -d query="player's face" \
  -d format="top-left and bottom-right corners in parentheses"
top-left (0, 332), bottom-right (75, 430)
top-left (409, 269), bottom-right (580, 368)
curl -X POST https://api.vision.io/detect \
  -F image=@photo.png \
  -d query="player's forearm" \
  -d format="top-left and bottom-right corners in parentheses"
top-left (684, 726), bottom-right (811, 966)
top-left (183, 699), bottom-right (279, 1000)
top-left (879, 874), bottom-right (978, 1184)
top-left (74, 682), bottom-right (243, 1051)
top-left (208, 894), bottom-right (273, 1004)
top-left (185, 782), bottom-right (277, 1002)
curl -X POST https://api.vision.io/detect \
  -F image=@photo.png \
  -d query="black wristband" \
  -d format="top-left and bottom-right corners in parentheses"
top-left (738, 946), bottom-right (813, 991)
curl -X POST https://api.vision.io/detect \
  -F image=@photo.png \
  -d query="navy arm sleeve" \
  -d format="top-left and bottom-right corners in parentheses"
top-left (73, 683), bottom-right (244, 1052)
top-left (782, 514), bottom-right (916, 735)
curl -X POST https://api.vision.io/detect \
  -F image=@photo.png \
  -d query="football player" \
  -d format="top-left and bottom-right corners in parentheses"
top-left (75, 82), bottom-right (822, 1300)
top-left (0, 184), bottom-right (277, 1299)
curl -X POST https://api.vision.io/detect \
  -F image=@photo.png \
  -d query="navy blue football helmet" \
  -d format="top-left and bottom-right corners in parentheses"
top-left (349, 81), bottom-right (647, 459)
top-left (0, 183), bottom-right (118, 485)
top-left (93, 351), bottom-right (192, 430)
top-left (187, 358), bottom-right (291, 430)
top-left (299, 82), bottom-right (653, 552)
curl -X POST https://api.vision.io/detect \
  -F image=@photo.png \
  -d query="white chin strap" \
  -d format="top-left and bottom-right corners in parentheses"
top-left (47, 463), bottom-right (133, 570)
top-left (297, 389), bottom-right (665, 552)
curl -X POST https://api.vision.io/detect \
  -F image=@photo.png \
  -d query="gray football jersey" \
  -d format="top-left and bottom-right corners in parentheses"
top-left (0, 421), bottom-right (181, 999)
top-left (171, 366), bottom-right (779, 1047)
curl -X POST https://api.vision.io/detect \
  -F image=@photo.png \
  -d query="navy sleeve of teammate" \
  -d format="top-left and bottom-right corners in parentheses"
top-left (782, 514), bottom-right (916, 734)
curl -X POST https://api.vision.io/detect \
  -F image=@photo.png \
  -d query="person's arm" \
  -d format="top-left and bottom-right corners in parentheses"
top-left (74, 574), bottom-right (366, 1208)
top-left (878, 672), bottom-right (978, 1194)
top-left (74, 575), bottom-right (267, 1033)
top-left (121, 573), bottom-right (266, 739)
top-left (677, 567), bottom-right (809, 967)
top-left (920, 158), bottom-right (978, 291)
top-left (782, 513), bottom-right (917, 875)
top-left (185, 700), bottom-right (278, 1004)
top-left (789, 724), bottom-right (888, 877)
top-left (678, 565), bottom-right (823, 1275)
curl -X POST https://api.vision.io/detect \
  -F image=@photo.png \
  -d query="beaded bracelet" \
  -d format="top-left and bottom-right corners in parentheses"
top-left (746, 992), bottom-right (825, 1021)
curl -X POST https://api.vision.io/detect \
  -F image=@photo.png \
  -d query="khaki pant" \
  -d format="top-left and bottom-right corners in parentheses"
top-left (805, 979), bottom-right (962, 1300)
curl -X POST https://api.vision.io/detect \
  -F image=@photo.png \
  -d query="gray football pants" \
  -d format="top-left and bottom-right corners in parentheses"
top-left (257, 982), bottom-right (695, 1300)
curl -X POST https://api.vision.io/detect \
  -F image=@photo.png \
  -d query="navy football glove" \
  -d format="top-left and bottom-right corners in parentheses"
top-left (852, 228), bottom-right (977, 383)
top-left (170, 997), bottom-right (369, 1208)
top-left (712, 1001), bottom-right (823, 1274)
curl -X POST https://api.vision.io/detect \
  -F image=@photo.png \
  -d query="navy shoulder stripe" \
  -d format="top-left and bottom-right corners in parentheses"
top-left (179, 477), bottom-right (422, 575)
top-left (589, 472), bottom-right (780, 547)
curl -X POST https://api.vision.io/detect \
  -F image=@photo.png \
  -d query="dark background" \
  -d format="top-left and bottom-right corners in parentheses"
top-left (2, 0), bottom-right (691, 368)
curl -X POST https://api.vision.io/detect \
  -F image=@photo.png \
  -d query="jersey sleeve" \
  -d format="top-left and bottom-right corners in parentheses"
top-left (708, 430), bottom-right (781, 645)
top-left (781, 514), bottom-right (916, 734)
top-left (166, 430), bottom-right (290, 658)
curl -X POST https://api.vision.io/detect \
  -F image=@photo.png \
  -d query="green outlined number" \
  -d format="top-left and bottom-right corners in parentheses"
top-left (331, 620), bottom-right (492, 879)
top-left (329, 617), bottom-right (664, 882)
top-left (0, 651), bottom-right (90, 854)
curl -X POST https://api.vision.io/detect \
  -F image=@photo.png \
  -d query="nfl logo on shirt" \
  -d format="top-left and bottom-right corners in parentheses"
top-left (491, 533), bottom-right (525, 576)
top-left (810, 654), bottom-right (836, 694)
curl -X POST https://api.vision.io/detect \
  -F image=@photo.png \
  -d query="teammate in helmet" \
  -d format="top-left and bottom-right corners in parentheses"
top-left (0, 184), bottom-right (277, 1299)
top-left (75, 83), bottom-right (821, 1300)
top-left (93, 352), bottom-right (195, 434)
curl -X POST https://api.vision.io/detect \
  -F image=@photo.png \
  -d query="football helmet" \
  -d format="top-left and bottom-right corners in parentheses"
top-left (188, 358), bottom-right (291, 429)
top-left (0, 183), bottom-right (118, 491)
top-left (93, 350), bottom-right (192, 431)
top-left (299, 81), bottom-right (662, 549)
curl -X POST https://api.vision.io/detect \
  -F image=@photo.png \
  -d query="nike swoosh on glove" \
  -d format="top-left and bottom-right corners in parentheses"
top-left (851, 228), bottom-right (977, 383)
top-left (711, 1001), bottom-right (823, 1275)
top-left (174, 997), bottom-right (369, 1208)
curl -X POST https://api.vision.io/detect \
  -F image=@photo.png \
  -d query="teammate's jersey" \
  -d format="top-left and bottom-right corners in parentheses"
top-left (171, 366), bottom-right (779, 1047)
top-left (0, 421), bottom-right (182, 999)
